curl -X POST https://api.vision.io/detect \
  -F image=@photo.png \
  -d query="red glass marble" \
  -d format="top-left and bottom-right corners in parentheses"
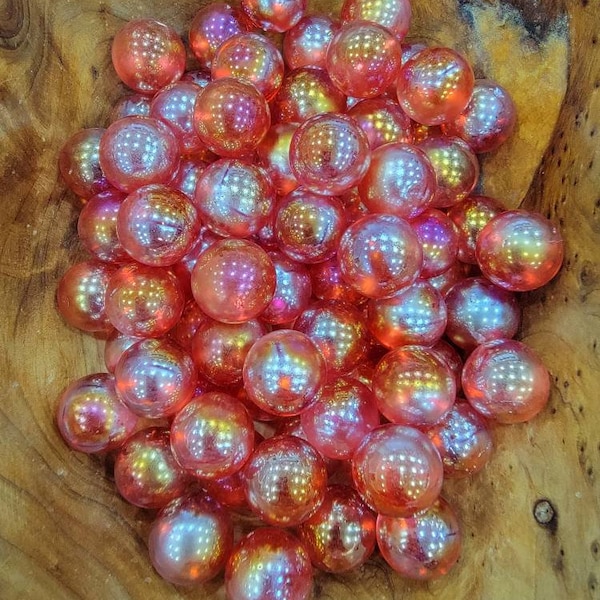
top-left (462, 339), bottom-right (550, 424)
top-left (326, 21), bottom-right (402, 99)
top-left (411, 209), bottom-right (459, 278)
top-left (348, 98), bottom-right (412, 149)
top-left (300, 376), bottom-right (379, 460)
top-left (243, 329), bottom-right (326, 416)
top-left (241, 0), bottom-right (306, 32)
top-left (114, 427), bottom-right (188, 508)
top-left (256, 123), bottom-right (299, 196)
top-left (397, 47), bottom-right (475, 126)
top-left (283, 15), bottom-right (338, 69)
top-left (193, 77), bottom-right (271, 158)
top-left (298, 484), bottom-right (376, 572)
top-left (104, 330), bottom-right (141, 373)
top-left (169, 299), bottom-right (207, 350)
top-left (352, 424), bottom-right (444, 516)
top-left (149, 493), bottom-right (233, 585)
top-left (476, 209), bottom-right (564, 292)
top-left (244, 435), bottom-right (327, 526)
top-left (358, 142), bottom-right (435, 219)
top-left (191, 238), bottom-right (276, 323)
top-left (376, 498), bottom-right (461, 579)
top-left (309, 257), bottom-right (366, 305)
top-left (111, 19), bottom-right (185, 94)
top-left (341, 0), bottom-right (411, 41)
top-left (226, 528), bottom-right (313, 600)
top-left (110, 94), bottom-right (152, 121)
top-left (56, 373), bottom-right (138, 453)
top-left (57, 260), bottom-right (116, 333)
top-left (170, 156), bottom-right (210, 200)
top-left (105, 263), bottom-right (185, 338)
top-left (338, 214), bottom-right (423, 299)
top-left (170, 392), bottom-right (254, 478)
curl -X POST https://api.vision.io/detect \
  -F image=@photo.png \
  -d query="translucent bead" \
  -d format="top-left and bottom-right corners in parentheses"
top-left (341, 0), bottom-right (411, 41)
top-left (348, 98), bottom-right (412, 149)
top-left (283, 15), bottom-right (339, 69)
top-left (256, 123), bottom-right (300, 196)
top-left (241, 0), bottom-right (306, 32)
top-left (411, 209), bottom-right (459, 278)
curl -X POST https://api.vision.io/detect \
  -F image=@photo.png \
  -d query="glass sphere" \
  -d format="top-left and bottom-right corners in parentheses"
top-left (427, 259), bottom-right (470, 297)
top-left (476, 209), bottom-right (564, 291)
top-left (341, 0), bottom-right (411, 40)
top-left (110, 94), bottom-right (152, 121)
top-left (104, 330), bottom-right (141, 373)
top-left (352, 424), bottom-right (443, 516)
top-left (401, 40), bottom-right (427, 65)
top-left (397, 47), bottom-right (475, 125)
top-left (283, 15), bottom-right (338, 69)
top-left (170, 156), bottom-right (210, 200)
top-left (241, 0), bottom-right (306, 32)
top-left (256, 123), bottom-right (300, 196)
top-left (376, 498), bottom-right (461, 579)
top-left (326, 21), bottom-right (402, 99)
top-left (169, 299), bottom-right (208, 350)
top-left (244, 435), bottom-right (327, 526)
top-left (309, 257), bottom-right (366, 305)
top-left (431, 339), bottom-right (463, 392)
top-left (348, 98), bottom-right (412, 149)
top-left (56, 373), bottom-right (138, 453)
top-left (200, 469), bottom-right (249, 513)
top-left (411, 209), bottom-right (459, 278)
top-left (462, 339), bottom-right (550, 424)
top-left (226, 528), bottom-right (313, 600)
top-left (191, 238), bottom-right (276, 323)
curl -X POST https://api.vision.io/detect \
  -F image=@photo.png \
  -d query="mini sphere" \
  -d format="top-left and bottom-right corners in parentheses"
top-left (376, 498), bottom-right (461, 579)
top-left (149, 493), bottom-right (233, 586)
top-left (358, 142), bottom-right (436, 219)
top-left (57, 260), bottom-right (116, 333)
top-left (447, 195), bottom-right (505, 264)
top-left (193, 78), bottom-right (270, 158)
top-left (300, 377), bottom-right (380, 460)
top-left (115, 338), bottom-right (197, 419)
top-left (426, 402), bottom-right (493, 478)
top-left (104, 330), bottom-right (141, 373)
top-left (341, 0), bottom-right (411, 40)
top-left (241, 0), bottom-right (306, 32)
top-left (411, 209), bottom-right (459, 278)
top-left (244, 435), bottom-right (327, 526)
top-left (59, 128), bottom-right (110, 199)
top-left (111, 19), bottom-right (185, 94)
top-left (191, 238), bottom-right (276, 323)
top-left (462, 339), bottom-right (550, 424)
top-left (367, 280), bottom-right (448, 348)
top-left (99, 116), bottom-right (180, 193)
top-left (431, 339), bottom-right (463, 391)
top-left (114, 428), bottom-right (189, 508)
top-left (193, 159), bottom-right (274, 238)
top-left (338, 214), bottom-right (423, 299)
top-left (445, 277), bottom-right (521, 351)
top-left (442, 79), bottom-right (517, 153)
top-left (298, 485), bottom-right (376, 573)
top-left (419, 135), bottom-right (480, 208)
top-left (294, 300), bottom-right (370, 377)
top-left (170, 156), bottom-right (210, 200)
top-left (200, 469), bottom-right (249, 513)
top-left (56, 373), bottom-right (138, 453)
top-left (348, 98), bottom-right (412, 149)
top-left (261, 251), bottom-right (312, 324)
top-left (149, 82), bottom-right (205, 154)
top-left (397, 47), bottom-right (475, 125)
top-left (351, 424), bottom-right (443, 516)
top-left (226, 528), bottom-right (313, 600)
top-left (272, 67), bottom-right (346, 124)
top-left (256, 123), bottom-right (300, 196)
top-left (105, 263), bottom-right (185, 338)
top-left (326, 21), bottom-right (402, 99)
top-left (170, 392), bottom-right (254, 478)
top-left (283, 15), bottom-right (338, 69)
top-left (275, 188), bottom-right (346, 264)
top-left (212, 33), bottom-right (284, 101)
top-left (309, 257), bottom-right (366, 305)
top-left (243, 329), bottom-right (326, 416)
top-left (110, 94), bottom-right (151, 121)
top-left (191, 318), bottom-right (267, 386)
top-left (427, 260), bottom-right (471, 297)
top-left (476, 209), bottom-right (564, 291)
top-left (169, 299), bottom-right (208, 350)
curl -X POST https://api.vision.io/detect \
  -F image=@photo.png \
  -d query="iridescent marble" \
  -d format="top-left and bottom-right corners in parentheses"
top-left (169, 157), bottom-right (210, 200)
top-left (110, 94), bottom-right (151, 121)
top-left (309, 257), bottom-right (366, 305)
top-left (341, 0), bottom-right (411, 40)
top-left (283, 15), bottom-right (338, 69)
top-left (241, 0), bottom-right (306, 32)
top-left (104, 330), bottom-right (141, 373)
top-left (256, 123), bottom-right (299, 196)
top-left (169, 299), bottom-right (207, 350)
top-left (348, 98), bottom-right (412, 149)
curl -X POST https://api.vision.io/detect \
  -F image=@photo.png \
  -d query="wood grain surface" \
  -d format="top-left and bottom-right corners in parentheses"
top-left (1, 0), bottom-right (599, 598)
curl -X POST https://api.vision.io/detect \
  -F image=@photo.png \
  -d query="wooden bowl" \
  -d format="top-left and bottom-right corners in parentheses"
top-left (1, 1), bottom-right (598, 598)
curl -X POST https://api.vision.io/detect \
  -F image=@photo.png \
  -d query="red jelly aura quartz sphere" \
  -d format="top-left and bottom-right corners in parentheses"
top-left (289, 113), bottom-right (370, 196)
top-left (111, 19), bottom-right (185, 94)
top-left (476, 209), bottom-right (564, 292)
top-left (256, 123), bottom-right (300, 196)
top-left (56, 373), bottom-right (138, 453)
top-left (283, 15), bottom-right (338, 70)
top-left (298, 484), bottom-right (376, 573)
top-left (226, 528), bottom-right (313, 600)
top-left (326, 21), bottom-right (402, 99)
top-left (338, 214), bottom-right (423, 299)
top-left (243, 329), bottom-right (326, 416)
top-left (241, 0), bottom-right (306, 33)
top-left (149, 493), bottom-right (233, 586)
top-left (411, 209), bottom-right (459, 278)
top-left (348, 99), bottom-right (413, 149)
top-left (352, 424), bottom-right (443, 517)
top-left (99, 116), bottom-right (180, 193)
top-left (114, 427), bottom-right (188, 508)
top-left (191, 238), bottom-right (276, 323)
top-left (376, 498), bottom-right (461, 580)
top-left (462, 339), bottom-right (550, 424)
top-left (341, 0), bottom-right (411, 41)
top-left (373, 345), bottom-right (456, 426)
top-left (170, 392), bottom-right (254, 479)
top-left (244, 435), bottom-right (327, 526)
top-left (397, 47), bottom-right (475, 126)
top-left (115, 338), bottom-right (197, 419)
top-left (193, 78), bottom-right (270, 158)
top-left (105, 263), bottom-right (184, 338)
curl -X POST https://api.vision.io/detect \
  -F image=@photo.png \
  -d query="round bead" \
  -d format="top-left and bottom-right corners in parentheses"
top-left (256, 123), bottom-right (300, 196)
top-left (241, 0), bottom-right (306, 32)
top-left (104, 330), bottom-right (141, 373)
top-left (411, 209), bottom-right (459, 278)
top-left (283, 15), bottom-right (338, 69)
top-left (110, 94), bottom-right (151, 121)
top-left (341, 0), bottom-right (411, 40)
top-left (348, 99), bottom-right (412, 149)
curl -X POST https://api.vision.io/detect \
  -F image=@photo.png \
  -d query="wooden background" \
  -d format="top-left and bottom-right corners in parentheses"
top-left (1, 0), bottom-right (599, 598)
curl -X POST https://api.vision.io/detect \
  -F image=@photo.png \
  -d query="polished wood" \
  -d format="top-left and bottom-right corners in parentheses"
top-left (0, 1), bottom-right (598, 598)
